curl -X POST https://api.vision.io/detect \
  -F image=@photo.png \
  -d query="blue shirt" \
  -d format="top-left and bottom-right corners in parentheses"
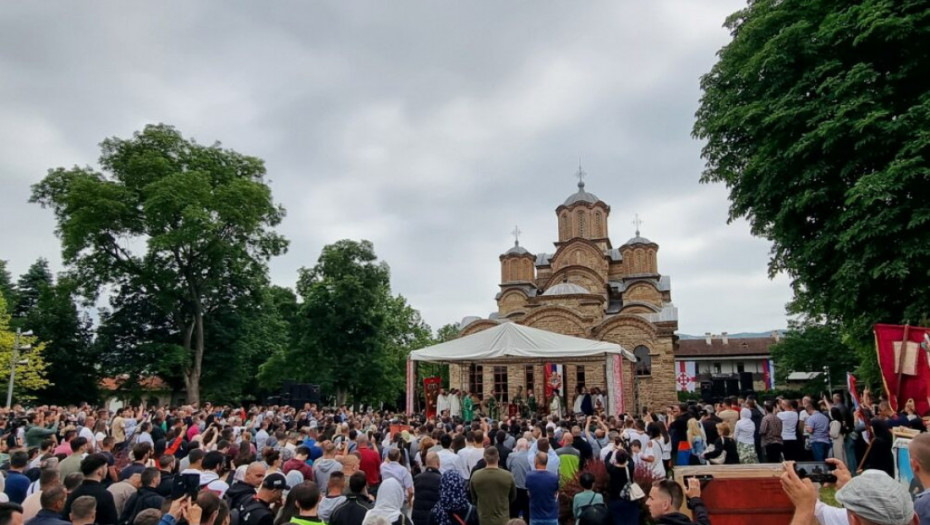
top-left (806, 411), bottom-right (831, 444)
top-left (525, 470), bottom-right (559, 520)
top-left (915, 488), bottom-right (930, 525)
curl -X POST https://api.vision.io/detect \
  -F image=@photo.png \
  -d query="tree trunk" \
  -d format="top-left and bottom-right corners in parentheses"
top-left (182, 305), bottom-right (204, 406)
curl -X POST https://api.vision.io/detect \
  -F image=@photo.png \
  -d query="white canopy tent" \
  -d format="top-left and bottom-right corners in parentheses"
top-left (406, 322), bottom-right (634, 416)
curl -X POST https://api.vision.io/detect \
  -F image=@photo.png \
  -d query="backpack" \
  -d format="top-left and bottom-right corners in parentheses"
top-left (577, 493), bottom-right (611, 525)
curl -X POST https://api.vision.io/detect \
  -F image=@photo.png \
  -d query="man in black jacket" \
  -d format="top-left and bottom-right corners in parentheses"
top-left (329, 472), bottom-right (373, 525)
top-left (155, 455), bottom-right (176, 498)
top-left (117, 468), bottom-right (164, 525)
top-left (411, 453), bottom-right (441, 525)
top-left (62, 454), bottom-right (119, 525)
top-left (646, 479), bottom-right (710, 525)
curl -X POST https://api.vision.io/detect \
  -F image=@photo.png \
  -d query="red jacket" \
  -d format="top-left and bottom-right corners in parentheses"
top-left (357, 445), bottom-right (382, 487)
top-left (283, 458), bottom-right (314, 481)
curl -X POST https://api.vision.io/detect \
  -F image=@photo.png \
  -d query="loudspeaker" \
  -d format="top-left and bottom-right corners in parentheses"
top-left (700, 381), bottom-right (714, 403)
top-left (306, 384), bottom-right (321, 404)
top-left (725, 378), bottom-right (741, 397)
top-left (740, 372), bottom-right (754, 393)
top-left (711, 378), bottom-right (726, 399)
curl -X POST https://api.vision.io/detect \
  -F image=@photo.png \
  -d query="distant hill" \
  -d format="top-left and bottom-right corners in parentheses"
top-left (678, 330), bottom-right (786, 340)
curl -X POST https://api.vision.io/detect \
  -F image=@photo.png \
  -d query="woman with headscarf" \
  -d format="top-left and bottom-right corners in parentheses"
top-left (362, 478), bottom-right (412, 525)
top-left (428, 470), bottom-right (475, 525)
top-left (734, 408), bottom-right (758, 464)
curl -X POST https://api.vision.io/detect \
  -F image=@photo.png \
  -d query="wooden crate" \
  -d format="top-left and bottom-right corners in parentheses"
top-left (673, 464), bottom-right (794, 525)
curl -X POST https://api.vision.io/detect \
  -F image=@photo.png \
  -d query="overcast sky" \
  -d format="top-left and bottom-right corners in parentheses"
top-left (0, 1), bottom-right (791, 336)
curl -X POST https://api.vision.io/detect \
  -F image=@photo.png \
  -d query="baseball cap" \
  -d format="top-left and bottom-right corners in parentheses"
top-left (262, 473), bottom-right (288, 490)
top-left (835, 469), bottom-right (914, 525)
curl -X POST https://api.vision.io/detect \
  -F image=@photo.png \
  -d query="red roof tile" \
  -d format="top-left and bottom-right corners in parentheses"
top-left (676, 337), bottom-right (776, 357)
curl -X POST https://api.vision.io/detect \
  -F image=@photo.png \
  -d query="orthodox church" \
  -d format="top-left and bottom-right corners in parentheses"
top-left (451, 170), bottom-right (679, 414)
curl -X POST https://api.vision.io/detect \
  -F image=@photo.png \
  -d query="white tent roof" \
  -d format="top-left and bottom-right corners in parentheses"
top-left (410, 321), bottom-right (634, 363)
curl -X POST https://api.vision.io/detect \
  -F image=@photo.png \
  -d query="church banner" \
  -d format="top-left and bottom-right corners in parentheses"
top-left (675, 360), bottom-right (696, 392)
top-left (405, 358), bottom-right (415, 415)
top-left (607, 354), bottom-right (624, 415)
top-left (874, 324), bottom-right (930, 414)
top-left (423, 376), bottom-right (442, 419)
top-left (545, 363), bottom-right (564, 399)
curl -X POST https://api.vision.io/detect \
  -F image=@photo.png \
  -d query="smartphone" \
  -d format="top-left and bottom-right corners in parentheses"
top-left (171, 473), bottom-right (201, 499)
top-left (794, 461), bottom-right (837, 484)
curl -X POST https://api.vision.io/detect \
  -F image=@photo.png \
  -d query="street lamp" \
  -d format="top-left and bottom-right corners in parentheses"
top-left (6, 328), bottom-right (33, 409)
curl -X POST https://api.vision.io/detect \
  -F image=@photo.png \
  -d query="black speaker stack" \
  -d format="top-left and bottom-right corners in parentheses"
top-left (700, 373), bottom-right (754, 403)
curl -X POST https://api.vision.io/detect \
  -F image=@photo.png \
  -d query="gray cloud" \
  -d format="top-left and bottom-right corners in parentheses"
top-left (0, 1), bottom-right (790, 335)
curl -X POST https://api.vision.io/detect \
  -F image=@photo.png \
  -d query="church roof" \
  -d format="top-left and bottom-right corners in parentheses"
top-left (562, 180), bottom-right (602, 206)
top-left (622, 235), bottom-right (656, 246)
top-left (542, 282), bottom-right (590, 296)
top-left (504, 241), bottom-right (532, 256)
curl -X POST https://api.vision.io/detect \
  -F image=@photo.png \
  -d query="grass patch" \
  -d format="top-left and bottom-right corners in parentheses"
top-left (820, 486), bottom-right (839, 507)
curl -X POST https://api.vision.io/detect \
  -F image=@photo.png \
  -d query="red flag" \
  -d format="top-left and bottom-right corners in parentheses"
top-left (874, 324), bottom-right (930, 414)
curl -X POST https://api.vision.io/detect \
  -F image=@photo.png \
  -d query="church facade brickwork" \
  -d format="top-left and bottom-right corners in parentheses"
top-left (450, 173), bottom-right (680, 414)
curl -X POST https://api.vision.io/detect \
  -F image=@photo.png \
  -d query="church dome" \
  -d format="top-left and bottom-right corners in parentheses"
top-left (563, 180), bottom-right (602, 206)
top-left (622, 235), bottom-right (656, 246)
top-left (504, 241), bottom-right (531, 256)
top-left (542, 282), bottom-right (590, 296)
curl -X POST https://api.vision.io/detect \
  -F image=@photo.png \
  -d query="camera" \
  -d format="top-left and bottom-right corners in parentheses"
top-left (794, 461), bottom-right (837, 484)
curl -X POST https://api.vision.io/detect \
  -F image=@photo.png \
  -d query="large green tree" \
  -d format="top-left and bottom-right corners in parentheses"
top-left (0, 261), bottom-right (14, 305)
top-left (31, 124), bottom-right (288, 403)
top-left (260, 240), bottom-right (431, 406)
top-left (13, 258), bottom-right (52, 319)
top-left (693, 1), bottom-right (930, 376)
top-left (769, 321), bottom-right (860, 393)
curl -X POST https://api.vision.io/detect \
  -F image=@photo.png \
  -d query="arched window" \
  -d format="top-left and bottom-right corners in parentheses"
top-left (634, 346), bottom-right (651, 376)
top-left (577, 210), bottom-right (586, 237)
top-left (594, 212), bottom-right (602, 237)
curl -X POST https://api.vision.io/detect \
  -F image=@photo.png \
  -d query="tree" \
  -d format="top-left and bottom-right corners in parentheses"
top-left (770, 321), bottom-right (859, 394)
top-left (0, 261), bottom-right (14, 306)
top-left (693, 2), bottom-right (930, 365)
top-left (260, 240), bottom-right (432, 406)
top-left (31, 124), bottom-right (288, 403)
top-left (13, 259), bottom-right (52, 319)
top-left (22, 277), bottom-right (98, 405)
top-left (0, 293), bottom-right (50, 403)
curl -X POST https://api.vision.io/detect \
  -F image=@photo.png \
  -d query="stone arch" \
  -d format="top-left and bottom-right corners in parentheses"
top-left (624, 282), bottom-right (662, 305)
top-left (633, 345), bottom-right (652, 376)
top-left (592, 313), bottom-right (658, 341)
top-left (550, 239), bottom-right (606, 274)
top-left (499, 289), bottom-right (529, 313)
top-left (618, 301), bottom-right (661, 314)
top-left (460, 319), bottom-right (500, 337)
top-left (545, 265), bottom-right (606, 295)
top-left (521, 306), bottom-right (588, 336)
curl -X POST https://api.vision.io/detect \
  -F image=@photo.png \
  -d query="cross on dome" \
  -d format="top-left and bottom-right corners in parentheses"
top-left (632, 213), bottom-right (643, 236)
top-left (511, 225), bottom-right (522, 246)
top-left (575, 163), bottom-right (586, 188)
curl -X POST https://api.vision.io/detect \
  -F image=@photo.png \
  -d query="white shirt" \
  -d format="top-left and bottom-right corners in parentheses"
top-left (449, 395), bottom-right (462, 418)
top-left (778, 411), bottom-right (799, 441)
top-left (79, 427), bottom-right (96, 451)
top-left (457, 447), bottom-right (484, 477)
top-left (436, 448), bottom-right (466, 477)
top-left (437, 394), bottom-right (451, 415)
top-left (815, 501), bottom-right (850, 525)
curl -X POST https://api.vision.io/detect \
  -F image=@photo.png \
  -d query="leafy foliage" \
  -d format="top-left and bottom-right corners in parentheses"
top-left (31, 124), bottom-right (288, 403)
top-left (694, 1), bottom-right (930, 378)
top-left (0, 293), bottom-right (49, 403)
top-left (260, 240), bottom-right (433, 406)
top-left (0, 261), bottom-right (16, 307)
top-left (769, 322), bottom-right (859, 386)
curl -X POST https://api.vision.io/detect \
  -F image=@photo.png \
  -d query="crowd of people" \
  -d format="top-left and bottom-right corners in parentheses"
top-left (0, 390), bottom-right (923, 525)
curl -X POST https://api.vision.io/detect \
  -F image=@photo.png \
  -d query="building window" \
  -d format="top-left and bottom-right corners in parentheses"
top-left (694, 362), bottom-right (701, 375)
top-left (525, 365), bottom-right (535, 392)
top-left (713, 362), bottom-right (722, 374)
top-left (469, 364), bottom-right (484, 396)
top-left (737, 362), bottom-right (745, 373)
top-left (576, 365), bottom-right (586, 388)
top-left (493, 366), bottom-right (509, 402)
top-left (634, 346), bottom-right (651, 376)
